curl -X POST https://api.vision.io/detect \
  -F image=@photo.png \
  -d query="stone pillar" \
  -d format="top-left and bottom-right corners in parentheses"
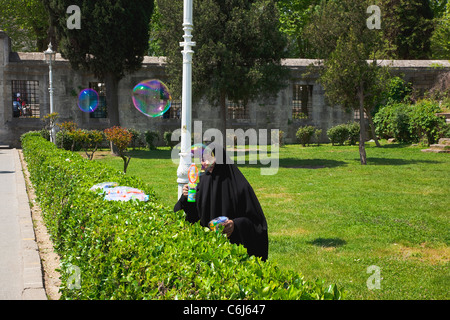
top-left (0, 30), bottom-right (11, 66)
top-left (0, 31), bottom-right (11, 139)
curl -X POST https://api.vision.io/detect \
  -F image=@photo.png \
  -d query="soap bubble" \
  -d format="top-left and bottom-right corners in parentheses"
top-left (77, 88), bottom-right (99, 113)
top-left (132, 79), bottom-right (171, 117)
top-left (190, 143), bottom-right (215, 177)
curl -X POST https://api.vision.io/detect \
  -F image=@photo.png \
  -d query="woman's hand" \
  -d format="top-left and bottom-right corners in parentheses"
top-left (182, 184), bottom-right (189, 197)
top-left (222, 219), bottom-right (234, 237)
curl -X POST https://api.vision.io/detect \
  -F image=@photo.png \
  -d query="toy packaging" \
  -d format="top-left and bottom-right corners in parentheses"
top-left (209, 216), bottom-right (228, 232)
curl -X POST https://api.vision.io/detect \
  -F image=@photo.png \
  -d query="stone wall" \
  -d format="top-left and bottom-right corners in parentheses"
top-left (1, 31), bottom-right (449, 148)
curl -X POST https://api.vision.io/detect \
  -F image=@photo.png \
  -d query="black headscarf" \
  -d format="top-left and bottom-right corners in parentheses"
top-left (174, 143), bottom-right (268, 261)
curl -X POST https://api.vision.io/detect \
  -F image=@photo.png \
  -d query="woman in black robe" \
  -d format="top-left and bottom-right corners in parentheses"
top-left (174, 143), bottom-right (268, 261)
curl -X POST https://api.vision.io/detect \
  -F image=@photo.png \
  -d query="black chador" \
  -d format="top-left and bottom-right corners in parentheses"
top-left (174, 143), bottom-right (268, 261)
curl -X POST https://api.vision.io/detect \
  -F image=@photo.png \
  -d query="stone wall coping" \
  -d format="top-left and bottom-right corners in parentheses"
top-left (8, 52), bottom-right (450, 69)
top-left (282, 58), bottom-right (450, 69)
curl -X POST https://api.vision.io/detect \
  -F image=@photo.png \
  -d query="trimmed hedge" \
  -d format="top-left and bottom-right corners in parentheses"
top-left (327, 122), bottom-right (360, 146)
top-left (21, 132), bottom-right (344, 300)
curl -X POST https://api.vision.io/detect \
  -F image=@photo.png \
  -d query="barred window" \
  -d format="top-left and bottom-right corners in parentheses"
top-left (12, 80), bottom-right (40, 118)
top-left (354, 109), bottom-right (368, 120)
top-left (227, 100), bottom-right (248, 120)
top-left (292, 84), bottom-right (313, 119)
top-left (163, 99), bottom-right (181, 119)
top-left (89, 82), bottom-right (107, 118)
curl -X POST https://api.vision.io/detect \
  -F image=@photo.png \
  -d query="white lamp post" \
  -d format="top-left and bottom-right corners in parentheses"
top-left (177, 0), bottom-right (196, 198)
top-left (44, 43), bottom-right (56, 144)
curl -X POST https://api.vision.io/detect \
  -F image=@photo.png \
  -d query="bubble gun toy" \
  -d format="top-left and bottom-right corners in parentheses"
top-left (209, 216), bottom-right (228, 232)
top-left (187, 164), bottom-right (199, 202)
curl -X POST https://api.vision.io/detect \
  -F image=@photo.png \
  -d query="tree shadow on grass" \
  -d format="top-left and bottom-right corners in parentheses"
top-left (307, 237), bottom-right (347, 248)
top-left (366, 157), bottom-right (440, 166)
top-left (378, 143), bottom-right (411, 149)
top-left (280, 158), bottom-right (347, 169)
top-left (126, 150), bottom-right (348, 168)
top-left (127, 149), bottom-right (173, 160)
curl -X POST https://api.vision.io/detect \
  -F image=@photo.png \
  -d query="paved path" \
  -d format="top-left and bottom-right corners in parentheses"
top-left (0, 148), bottom-right (46, 300)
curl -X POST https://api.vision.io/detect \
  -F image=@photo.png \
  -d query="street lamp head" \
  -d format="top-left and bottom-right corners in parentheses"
top-left (44, 43), bottom-right (56, 64)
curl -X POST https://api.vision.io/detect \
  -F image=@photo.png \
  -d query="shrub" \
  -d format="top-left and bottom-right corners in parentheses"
top-left (346, 122), bottom-right (360, 145)
top-left (145, 130), bottom-right (159, 150)
top-left (409, 99), bottom-right (447, 145)
top-left (163, 131), bottom-right (176, 149)
top-left (327, 124), bottom-right (349, 146)
top-left (440, 123), bottom-right (450, 138)
top-left (105, 126), bottom-right (133, 173)
top-left (313, 129), bottom-right (322, 146)
top-left (56, 130), bottom-right (82, 151)
top-left (374, 100), bottom-right (447, 144)
top-left (383, 76), bottom-right (412, 105)
top-left (38, 128), bottom-right (50, 141)
top-left (56, 121), bottom-right (81, 151)
top-left (296, 125), bottom-right (316, 147)
top-left (20, 133), bottom-right (345, 300)
top-left (373, 103), bottom-right (413, 142)
top-left (128, 128), bottom-right (145, 150)
top-left (79, 130), bottom-right (104, 160)
top-left (57, 121), bottom-right (77, 133)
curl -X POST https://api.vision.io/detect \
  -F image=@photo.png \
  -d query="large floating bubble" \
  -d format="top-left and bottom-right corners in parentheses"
top-left (132, 79), bottom-right (171, 117)
top-left (77, 88), bottom-right (99, 113)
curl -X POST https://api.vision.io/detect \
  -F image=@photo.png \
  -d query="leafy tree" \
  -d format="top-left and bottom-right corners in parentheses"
top-left (78, 129), bottom-right (104, 160)
top-left (275, 0), bottom-right (320, 58)
top-left (430, 2), bottom-right (450, 59)
top-left (429, 0), bottom-right (449, 17)
top-left (306, 0), bottom-right (390, 164)
top-left (381, 0), bottom-right (435, 59)
top-left (156, 0), bottom-right (290, 134)
top-left (104, 126), bottom-right (133, 173)
top-left (304, 0), bottom-right (359, 59)
top-left (43, 0), bottom-right (154, 129)
top-left (147, 2), bottom-right (164, 57)
top-left (56, 120), bottom-right (78, 150)
top-left (0, 0), bottom-right (49, 51)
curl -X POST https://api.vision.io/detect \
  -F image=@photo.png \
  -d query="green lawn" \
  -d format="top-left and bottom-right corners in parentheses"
top-left (90, 141), bottom-right (449, 300)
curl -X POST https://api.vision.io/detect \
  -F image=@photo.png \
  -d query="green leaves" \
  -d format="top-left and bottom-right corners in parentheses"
top-left (157, 0), bottom-right (289, 109)
top-left (21, 133), bottom-right (344, 300)
top-left (374, 99), bottom-right (448, 144)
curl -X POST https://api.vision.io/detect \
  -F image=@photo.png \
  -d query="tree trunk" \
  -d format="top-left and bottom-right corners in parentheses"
top-left (122, 155), bottom-right (131, 174)
top-left (366, 109), bottom-right (381, 147)
top-left (219, 91), bottom-right (227, 138)
top-left (105, 72), bottom-right (120, 155)
top-left (358, 83), bottom-right (367, 165)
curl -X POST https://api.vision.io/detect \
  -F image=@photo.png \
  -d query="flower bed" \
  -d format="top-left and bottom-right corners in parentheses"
top-left (20, 132), bottom-right (344, 300)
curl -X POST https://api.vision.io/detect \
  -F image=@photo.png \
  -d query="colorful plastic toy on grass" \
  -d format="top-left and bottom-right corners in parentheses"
top-left (89, 182), bottom-right (119, 193)
top-left (209, 216), bottom-right (228, 232)
top-left (104, 186), bottom-right (149, 202)
top-left (90, 183), bottom-right (149, 202)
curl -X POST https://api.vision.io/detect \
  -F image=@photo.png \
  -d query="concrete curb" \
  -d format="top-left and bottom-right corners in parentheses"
top-left (13, 148), bottom-right (47, 300)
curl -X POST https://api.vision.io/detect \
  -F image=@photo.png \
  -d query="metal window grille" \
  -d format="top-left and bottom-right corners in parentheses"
top-left (353, 109), bottom-right (368, 120)
top-left (292, 84), bottom-right (313, 119)
top-left (167, 99), bottom-right (181, 119)
top-left (11, 80), bottom-right (40, 118)
top-left (89, 82), bottom-right (108, 118)
top-left (227, 101), bottom-right (248, 120)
